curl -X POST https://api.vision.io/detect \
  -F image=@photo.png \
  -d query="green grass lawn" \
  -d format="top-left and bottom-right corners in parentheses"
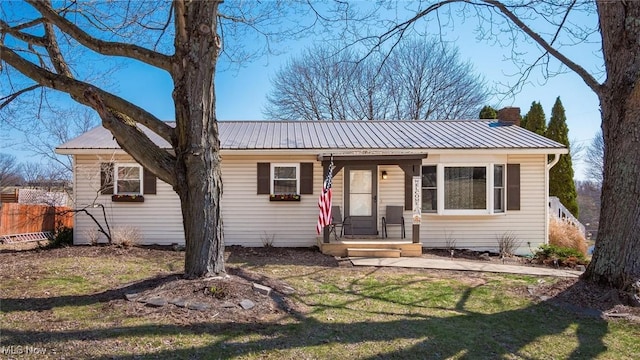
top-left (0, 247), bottom-right (638, 359)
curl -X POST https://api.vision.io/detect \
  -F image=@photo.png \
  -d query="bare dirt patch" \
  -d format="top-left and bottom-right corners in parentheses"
top-left (115, 270), bottom-right (302, 325)
top-left (533, 278), bottom-right (640, 321)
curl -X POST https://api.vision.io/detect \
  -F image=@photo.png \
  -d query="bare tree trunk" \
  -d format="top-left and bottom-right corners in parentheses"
top-left (583, 1), bottom-right (640, 290)
top-left (172, 1), bottom-right (224, 278)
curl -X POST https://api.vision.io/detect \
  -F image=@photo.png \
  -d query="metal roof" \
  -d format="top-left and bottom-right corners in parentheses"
top-left (57, 120), bottom-right (566, 152)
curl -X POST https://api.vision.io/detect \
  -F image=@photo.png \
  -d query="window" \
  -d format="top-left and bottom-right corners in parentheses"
top-left (115, 164), bottom-right (143, 195)
top-left (422, 164), bottom-right (507, 215)
top-left (445, 167), bottom-right (486, 210)
top-left (494, 165), bottom-right (505, 213)
top-left (421, 166), bottom-right (437, 212)
top-left (271, 164), bottom-right (299, 195)
top-left (257, 162), bottom-right (313, 196)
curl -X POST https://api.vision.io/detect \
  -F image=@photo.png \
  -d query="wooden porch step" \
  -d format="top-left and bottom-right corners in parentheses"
top-left (347, 248), bottom-right (401, 258)
top-left (320, 241), bottom-right (422, 257)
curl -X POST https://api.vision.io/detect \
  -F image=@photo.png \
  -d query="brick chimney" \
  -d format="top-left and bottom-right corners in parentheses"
top-left (497, 107), bottom-right (521, 126)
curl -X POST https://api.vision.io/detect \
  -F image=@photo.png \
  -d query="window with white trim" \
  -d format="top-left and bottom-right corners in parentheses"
top-left (422, 164), bottom-right (506, 215)
top-left (493, 165), bottom-right (505, 213)
top-left (271, 163), bottom-right (299, 195)
top-left (421, 165), bottom-right (437, 212)
top-left (115, 164), bottom-right (143, 195)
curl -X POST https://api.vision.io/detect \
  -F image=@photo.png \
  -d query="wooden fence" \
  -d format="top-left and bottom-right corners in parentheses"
top-left (0, 203), bottom-right (73, 235)
top-left (0, 190), bottom-right (18, 203)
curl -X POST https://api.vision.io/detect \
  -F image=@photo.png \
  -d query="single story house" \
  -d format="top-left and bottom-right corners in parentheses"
top-left (56, 109), bottom-right (567, 256)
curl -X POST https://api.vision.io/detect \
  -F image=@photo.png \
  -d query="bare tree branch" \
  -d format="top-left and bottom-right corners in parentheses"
top-left (0, 84), bottom-right (41, 109)
top-left (0, 20), bottom-right (47, 46)
top-left (25, 0), bottom-right (172, 71)
top-left (265, 39), bottom-right (488, 121)
top-left (43, 22), bottom-right (72, 77)
top-left (173, 0), bottom-right (188, 46)
top-left (0, 45), bottom-right (175, 144)
top-left (84, 87), bottom-right (176, 187)
top-left (483, 0), bottom-right (602, 95)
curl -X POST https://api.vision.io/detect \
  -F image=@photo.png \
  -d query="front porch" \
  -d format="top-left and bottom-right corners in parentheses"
top-left (318, 153), bottom-right (427, 249)
top-left (317, 237), bottom-right (423, 258)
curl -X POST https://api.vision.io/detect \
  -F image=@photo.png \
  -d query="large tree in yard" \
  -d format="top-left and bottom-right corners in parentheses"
top-left (359, 1), bottom-right (639, 292)
top-left (0, 1), bottom-right (302, 278)
top-left (0, 1), bottom-right (223, 278)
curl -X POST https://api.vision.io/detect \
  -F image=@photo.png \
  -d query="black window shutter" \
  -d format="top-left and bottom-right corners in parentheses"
top-left (404, 171), bottom-right (412, 210)
top-left (507, 164), bottom-right (521, 211)
top-left (257, 163), bottom-right (270, 194)
top-left (143, 167), bottom-right (157, 195)
top-left (300, 163), bottom-right (314, 194)
top-left (100, 162), bottom-right (114, 195)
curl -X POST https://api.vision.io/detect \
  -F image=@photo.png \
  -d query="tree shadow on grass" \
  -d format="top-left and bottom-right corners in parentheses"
top-left (0, 281), bottom-right (609, 359)
top-left (0, 274), bottom-right (180, 312)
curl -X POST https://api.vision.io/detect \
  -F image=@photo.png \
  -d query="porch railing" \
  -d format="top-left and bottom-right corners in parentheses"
top-left (548, 196), bottom-right (585, 236)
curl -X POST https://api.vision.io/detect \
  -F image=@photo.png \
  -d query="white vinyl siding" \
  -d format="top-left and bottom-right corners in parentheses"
top-left (73, 154), bottom-right (183, 245)
top-left (71, 151), bottom-right (549, 254)
top-left (73, 154), bottom-right (340, 247)
top-left (221, 155), bottom-right (341, 247)
top-left (420, 154), bottom-right (547, 255)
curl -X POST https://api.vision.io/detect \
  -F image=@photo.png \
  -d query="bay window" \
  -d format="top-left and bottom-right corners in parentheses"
top-left (422, 164), bottom-right (507, 215)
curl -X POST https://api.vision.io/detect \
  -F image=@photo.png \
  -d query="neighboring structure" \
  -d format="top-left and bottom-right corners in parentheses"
top-left (56, 111), bottom-right (567, 255)
top-left (1, 182), bottom-right (71, 207)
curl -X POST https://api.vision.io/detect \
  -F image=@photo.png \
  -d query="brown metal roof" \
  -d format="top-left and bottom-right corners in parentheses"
top-left (57, 120), bottom-right (566, 151)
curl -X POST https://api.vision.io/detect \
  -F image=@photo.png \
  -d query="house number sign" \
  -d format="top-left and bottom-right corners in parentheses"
top-left (412, 176), bottom-right (422, 225)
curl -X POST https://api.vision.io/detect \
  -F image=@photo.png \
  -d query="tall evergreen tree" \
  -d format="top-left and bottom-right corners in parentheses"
top-left (546, 97), bottom-right (579, 217)
top-left (522, 101), bottom-right (546, 135)
top-left (479, 105), bottom-right (497, 119)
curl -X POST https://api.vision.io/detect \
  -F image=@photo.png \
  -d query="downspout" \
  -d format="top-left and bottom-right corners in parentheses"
top-left (544, 153), bottom-right (561, 245)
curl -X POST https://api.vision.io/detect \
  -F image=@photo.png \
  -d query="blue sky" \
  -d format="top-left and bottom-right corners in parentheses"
top-left (3, 3), bottom-right (602, 180)
top-left (109, 10), bottom-right (602, 180)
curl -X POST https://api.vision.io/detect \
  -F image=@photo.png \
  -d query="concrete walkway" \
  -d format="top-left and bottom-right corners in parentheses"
top-left (350, 257), bottom-right (583, 278)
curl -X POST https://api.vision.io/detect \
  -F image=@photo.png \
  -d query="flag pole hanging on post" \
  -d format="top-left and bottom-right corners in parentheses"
top-left (316, 154), bottom-right (334, 235)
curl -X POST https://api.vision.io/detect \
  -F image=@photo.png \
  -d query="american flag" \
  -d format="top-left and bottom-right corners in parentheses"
top-left (316, 157), bottom-right (334, 234)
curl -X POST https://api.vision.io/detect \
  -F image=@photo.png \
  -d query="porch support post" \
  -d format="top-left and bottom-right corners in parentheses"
top-left (399, 162), bottom-right (422, 244)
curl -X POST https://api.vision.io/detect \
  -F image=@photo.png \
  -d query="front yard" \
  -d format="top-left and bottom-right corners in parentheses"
top-left (0, 246), bottom-right (638, 359)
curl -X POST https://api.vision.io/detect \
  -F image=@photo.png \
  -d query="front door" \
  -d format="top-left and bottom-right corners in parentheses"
top-left (345, 166), bottom-right (377, 235)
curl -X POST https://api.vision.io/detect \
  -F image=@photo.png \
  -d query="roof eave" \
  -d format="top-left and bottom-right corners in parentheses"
top-left (56, 146), bottom-right (568, 156)
top-left (55, 148), bottom-right (131, 155)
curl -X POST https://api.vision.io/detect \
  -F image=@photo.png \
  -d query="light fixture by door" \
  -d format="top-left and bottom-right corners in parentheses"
top-left (381, 171), bottom-right (388, 180)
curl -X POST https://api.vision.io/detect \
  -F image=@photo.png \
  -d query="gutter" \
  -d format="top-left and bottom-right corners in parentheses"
top-left (544, 152), bottom-right (562, 246)
top-left (546, 153), bottom-right (561, 170)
